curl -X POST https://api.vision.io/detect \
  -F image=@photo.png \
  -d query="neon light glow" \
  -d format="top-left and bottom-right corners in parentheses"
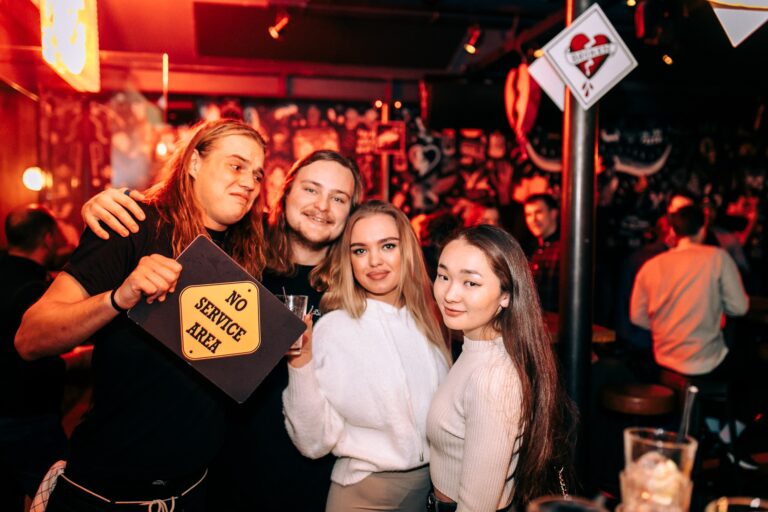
top-left (40, 0), bottom-right (100, 92)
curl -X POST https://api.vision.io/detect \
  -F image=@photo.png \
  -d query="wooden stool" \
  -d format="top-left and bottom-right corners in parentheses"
top-left (601, 383), bottom-right (676, 416)
top-left (595, 383), bottom-right (678, 497)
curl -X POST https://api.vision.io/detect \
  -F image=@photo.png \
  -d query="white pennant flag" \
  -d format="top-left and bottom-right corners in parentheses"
top-left (709, 0), bottom-right (768, 47)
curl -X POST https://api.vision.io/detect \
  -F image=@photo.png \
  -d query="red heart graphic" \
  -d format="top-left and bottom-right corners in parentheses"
top-left (568, 33), bottom-right (611, 79)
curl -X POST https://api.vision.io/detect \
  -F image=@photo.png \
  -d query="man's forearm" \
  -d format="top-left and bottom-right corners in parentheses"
top-left (15, 280), bottom-right (119, 360)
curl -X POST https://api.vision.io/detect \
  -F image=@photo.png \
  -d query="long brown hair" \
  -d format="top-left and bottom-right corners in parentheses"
top-left (321, 200), bottom-right (450, 363)
top-left (443, 225), bottom-right (576, 503)
top-left (143, 119), bottom-right (267, 279)
top-left (266, 150), bottom-right (364, 287)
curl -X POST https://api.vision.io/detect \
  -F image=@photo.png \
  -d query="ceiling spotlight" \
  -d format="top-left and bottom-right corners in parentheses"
top-left (268, 11), bottom-right (290, 40)
top-left (533, 48), bottom-right (544, 59)
top-left (662, 54), bottom-right (673, 65)
top-left (374, 99), bottom-right (383, 109)
top-left (626, 0), bottom-right (637, 6)
top-left (394, 100), bottom-right (402, 109)
top-left (463, 25), bottom-right (482, 55)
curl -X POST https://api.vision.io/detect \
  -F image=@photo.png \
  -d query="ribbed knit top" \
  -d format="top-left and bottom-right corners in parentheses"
top-left (426, 337), bottom-right (523, 512)
top-left (284, 299), bottom-right (448, 485)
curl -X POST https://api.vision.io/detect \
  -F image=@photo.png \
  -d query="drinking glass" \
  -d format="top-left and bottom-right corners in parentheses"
top-left (620, 427), bottom-right (698, 512)
top-left (277, 294), bottom-right (308, 355)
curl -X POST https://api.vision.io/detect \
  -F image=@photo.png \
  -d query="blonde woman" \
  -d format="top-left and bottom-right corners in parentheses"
top-left (283, 200), bottom-right (451, 512)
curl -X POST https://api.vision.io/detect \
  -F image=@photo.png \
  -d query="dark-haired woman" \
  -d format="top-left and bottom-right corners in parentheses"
top-left (427, 225), bottom-right (575, 511)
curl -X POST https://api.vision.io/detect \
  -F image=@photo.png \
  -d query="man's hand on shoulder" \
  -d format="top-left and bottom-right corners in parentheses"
top-left (83, 188), bottom-right (146, 240)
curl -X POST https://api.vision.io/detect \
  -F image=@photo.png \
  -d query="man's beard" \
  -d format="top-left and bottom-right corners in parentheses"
top-left (288, 226), bottom-right (335, 254)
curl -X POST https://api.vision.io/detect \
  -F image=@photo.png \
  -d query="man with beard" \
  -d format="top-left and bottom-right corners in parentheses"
top-left (262, 150), bottom-right (363, 309)
top-left (81, 149), bottom-right (363, 511)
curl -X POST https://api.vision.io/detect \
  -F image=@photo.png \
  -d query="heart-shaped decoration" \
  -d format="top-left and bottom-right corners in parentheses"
top-left (568, 33), bottom-right (612, 79)
top-left (408, 143), bottom-right (441, 177)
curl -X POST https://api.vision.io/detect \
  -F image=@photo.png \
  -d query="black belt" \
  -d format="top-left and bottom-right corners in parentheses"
top-left (427, 492), bottom-right (458, 512)
top-left (427, 492), bottom-right (509, 512)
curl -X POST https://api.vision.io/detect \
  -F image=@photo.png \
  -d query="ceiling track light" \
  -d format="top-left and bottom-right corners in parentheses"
top-left (463, 25), bottom-right (482, 55)
top-left (269, 11), bottom-right (290, 40)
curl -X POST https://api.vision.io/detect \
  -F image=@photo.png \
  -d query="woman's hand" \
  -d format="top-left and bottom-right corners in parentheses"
top-left (82, 188), bottom-right (146, 240)
top-left (287, 313), bottom-right (314, 368)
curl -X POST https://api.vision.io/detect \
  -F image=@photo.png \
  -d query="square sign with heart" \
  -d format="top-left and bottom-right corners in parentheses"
top-left (542, 3), bottom-right (637, 110)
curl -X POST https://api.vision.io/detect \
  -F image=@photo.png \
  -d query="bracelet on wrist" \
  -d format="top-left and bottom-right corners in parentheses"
top-left (110, 288), bottom-right (129, 313)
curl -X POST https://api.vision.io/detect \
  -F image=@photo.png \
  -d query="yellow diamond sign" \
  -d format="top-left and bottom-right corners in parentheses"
top-left (179, 281), bottom-right (261, 360)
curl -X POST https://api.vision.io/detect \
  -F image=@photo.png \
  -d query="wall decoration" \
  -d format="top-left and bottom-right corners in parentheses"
top-left (35, 89), bottom-right (764, 289)
top-left (374, 121), bottom-right (406, 155)
top-left (292, 127), bottom-right (340, 160)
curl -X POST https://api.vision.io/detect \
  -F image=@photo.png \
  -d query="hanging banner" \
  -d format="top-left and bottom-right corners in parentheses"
top-left (504, 62), bottom-right (542, 141)
top-left (528, 56), bottom-right (566, 112)
top-left (708, 0), bottom-right (768, 47)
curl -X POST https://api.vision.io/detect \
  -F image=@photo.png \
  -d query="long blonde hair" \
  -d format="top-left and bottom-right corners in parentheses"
top-left (144, 119), bottom-right (267, 279)
top-left (321, 200), bottom-right (450, 363)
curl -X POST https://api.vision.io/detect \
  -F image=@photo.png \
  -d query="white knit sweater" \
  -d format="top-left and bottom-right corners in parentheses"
top-left (426, 337), bottom-right (522, 512)
top-left (283, 299), bottom-right (449, 486)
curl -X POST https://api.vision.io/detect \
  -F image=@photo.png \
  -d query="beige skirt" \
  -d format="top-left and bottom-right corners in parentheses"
top-left (325, 465), bottom-right (431, 512)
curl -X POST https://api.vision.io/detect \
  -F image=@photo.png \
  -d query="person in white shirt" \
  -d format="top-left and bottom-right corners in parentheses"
top-left (428, 225), bottom-right (576, 511)
top-left (631, 204), bottom-right (749, 376)
top-left (283, 200), bottom-right (451, 512)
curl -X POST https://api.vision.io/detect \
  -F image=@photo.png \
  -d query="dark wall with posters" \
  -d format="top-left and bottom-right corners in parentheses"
top-left (34, 91), bottom-right (766, 291)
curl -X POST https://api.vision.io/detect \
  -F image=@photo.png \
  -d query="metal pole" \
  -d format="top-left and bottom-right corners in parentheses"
top-left (559, 0), bottom-right (597, 483)
top-left (380, 102), bottom-right (390, 201)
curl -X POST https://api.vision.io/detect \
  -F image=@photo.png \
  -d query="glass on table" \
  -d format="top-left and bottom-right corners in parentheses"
top-left (620, 427), bottom-right (698, 512)
top-left (277, 294), bottom-right (308, 355)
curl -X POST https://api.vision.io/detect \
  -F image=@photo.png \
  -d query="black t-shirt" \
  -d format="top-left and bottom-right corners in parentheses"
top-left (62, 205), bottom-right (228, 497)
top-left (261, 264), bottom-right (323, 315)
top-left (0, 254), bottom-right (65, 416)
top-left (208, 265), bottom-right (334, 511)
